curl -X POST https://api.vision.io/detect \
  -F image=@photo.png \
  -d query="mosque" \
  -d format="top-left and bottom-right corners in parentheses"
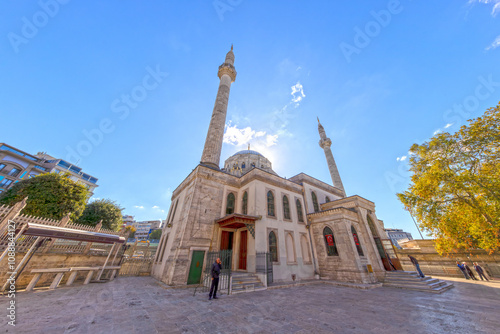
top-left (151, 47), bottom-right (395, 287)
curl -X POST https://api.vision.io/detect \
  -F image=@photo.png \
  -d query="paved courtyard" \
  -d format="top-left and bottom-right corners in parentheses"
top-left (2, 276), bottom-right (500, 334)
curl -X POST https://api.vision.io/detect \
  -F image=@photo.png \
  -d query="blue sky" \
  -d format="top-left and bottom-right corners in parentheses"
top-left (1, 1), bottom-right (499, 238)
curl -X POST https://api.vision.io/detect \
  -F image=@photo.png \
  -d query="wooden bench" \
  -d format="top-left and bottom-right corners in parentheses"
top-left (68, 267), bottom-right (101, 286)
top-left (26, 266), bottom-right (121, 291)
top-left (26, 268), bottom-right (71, 291)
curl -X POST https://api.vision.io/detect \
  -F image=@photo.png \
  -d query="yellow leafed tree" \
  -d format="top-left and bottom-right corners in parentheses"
top-left (398, 102), bottom-right (500, 254)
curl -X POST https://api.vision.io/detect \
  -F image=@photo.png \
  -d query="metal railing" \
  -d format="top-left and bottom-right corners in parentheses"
top-left (195, 250), bottom-right (232, 296)
top-left (256, 251), bottom-right (273, 284)
top-left (0, 201), bottom-right (126, 256)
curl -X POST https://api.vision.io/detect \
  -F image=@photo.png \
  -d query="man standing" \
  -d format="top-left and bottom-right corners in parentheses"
top-left (463, 262), bottom-right (477, 280)
top-left (408, 255), bottom-right (425, 278)
top-left (209, 258), bottom-right (222, 300)
top-left (456, 261), bottom-right (469, 279)
top-left (473, 262), bottom-right (489, 281)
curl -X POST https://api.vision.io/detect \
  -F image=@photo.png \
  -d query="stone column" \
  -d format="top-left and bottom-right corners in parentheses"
top-left (200, 47), bottom-right (237, 169)
top-left (318, 119), bottom-right (345, 196)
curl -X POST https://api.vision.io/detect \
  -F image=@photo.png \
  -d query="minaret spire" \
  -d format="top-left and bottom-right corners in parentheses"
top-left (317, 118), bottom-right (346, 196)
top-left (200, 46), bottom-right (237, 168)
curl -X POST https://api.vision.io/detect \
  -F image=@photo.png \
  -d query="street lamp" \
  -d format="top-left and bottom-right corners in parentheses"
top-left (408, 210), bottom-right (424, 240)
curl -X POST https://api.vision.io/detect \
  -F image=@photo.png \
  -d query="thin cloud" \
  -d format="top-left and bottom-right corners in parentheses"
top-left (223, 123), bottom-right (277, 148)
top-left (433, 129), bottom-right (442, 135)
top-left (266, 134), bottom-right (278, 147)
top-left (134, 205), bottom-right (144, 209)
top-left (469, 0), bottom-right (500, 16)
top-left (291, 82), bottom-right (306, 104)
top-left (224, 123), bottom-right (259, 146)
top-left (444, 123), bottom-right (453, 129)
top-left (396, 156), bottom-right (407, 162)
top-left (486, 35), bottom-right (500, 50)
top-left (224, 81), bottom-right (306, 152)
top-left (152, 205), bottom-right (160, 209)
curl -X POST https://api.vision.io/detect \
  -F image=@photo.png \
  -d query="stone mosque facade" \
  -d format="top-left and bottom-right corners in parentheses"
top-left (152, 47), bottom-right (394, 287)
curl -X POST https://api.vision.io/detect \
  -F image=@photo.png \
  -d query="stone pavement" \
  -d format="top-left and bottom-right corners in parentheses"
top-left (2, 276), bottom-right (500, 334)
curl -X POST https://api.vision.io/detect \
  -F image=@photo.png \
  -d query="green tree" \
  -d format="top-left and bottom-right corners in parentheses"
top-left (149, 229), bottom-right (162, 240)
top-left (397, 103), bottom-right (500, 254)
top-left (0, 172), bottom-right (88, 221)
top-left (77, 198), bottom-right (124, 231)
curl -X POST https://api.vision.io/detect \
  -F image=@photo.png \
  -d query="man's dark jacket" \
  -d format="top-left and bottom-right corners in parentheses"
top-left (211, 262), bottom-right (222, 279)
top-left (474, 264), bottom-right (484, 274)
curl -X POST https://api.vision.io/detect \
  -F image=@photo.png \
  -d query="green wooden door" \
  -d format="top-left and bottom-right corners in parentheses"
top-left (187, 251), bottom-right (205, 285)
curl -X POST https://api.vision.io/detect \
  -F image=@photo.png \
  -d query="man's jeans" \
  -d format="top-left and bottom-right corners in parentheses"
top-left (414, 264), bottom-right (424, 278)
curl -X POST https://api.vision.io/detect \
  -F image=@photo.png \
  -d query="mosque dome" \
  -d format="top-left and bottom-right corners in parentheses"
top-left (223, 148), bottom-right (276, 176)
top-left (231, 150), bottom-right (264, 157)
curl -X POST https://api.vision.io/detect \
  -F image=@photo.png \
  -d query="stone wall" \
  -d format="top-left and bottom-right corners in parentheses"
top-left (309, 201), bottom-right (386, 284)
top-left (395, 240), bottom-right (500, 278)
top-left (13, 253), bottom-right (110, 289)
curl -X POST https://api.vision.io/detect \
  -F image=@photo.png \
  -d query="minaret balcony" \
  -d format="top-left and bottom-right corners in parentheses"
top-left (218, 63), bottom-right (237, 82)
top-left (319, 138), bottom-right (332, 149)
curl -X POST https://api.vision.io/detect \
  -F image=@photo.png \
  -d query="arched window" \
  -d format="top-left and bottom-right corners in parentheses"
top-left (286, 233), bottom-right (296, 263)
top-left (295, 199), bottom-right (304, 222)
top-left (241, 163), bottom-right (245, 169)
top-left (251, 162), bottom-right (255, 167)
top-left (323, 226), bottom-right (338, 256)
top-left (300, 235), bottom-right (311, 263)
top-left (242, 191), bottom-right (248, 215)
top-left (269, 231), bottom-right (278, 262)
top-left (283, 195), bottom-right (290, 219)
top-left (325, 196), bottom-right (331, 203)
top-left (267, 191), bottom-right (275, 216)
top-left (351, 226), bottom-right (364, 256)
top-left (312, 191), bottom-right (319, 212)
top-left (226, 193), bottom-right (235, 215)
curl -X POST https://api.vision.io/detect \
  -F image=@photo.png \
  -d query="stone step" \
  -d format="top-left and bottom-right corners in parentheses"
top-left (232, 277), bottom-right (262, 283)
top-left (230, 272), bottom-right (266, 295)
top-left (385, 271), bottom-right (421, 277)
top-left (232, 282), bottom-right (265, 289)
top-left (384, 280), bottom-right (445, 289)
top-left (384, 277), bottom-right (438, 285)
top-left (384, 282), bottom-right (454, 294)
top-left (232, 271), bottom-right (254, 276)
top-left (231, 287), bottom-right (267, 295)
top-left (233, 281), bottom-right (262, 287)
top-left (383, 272), bottom-right (454, 294)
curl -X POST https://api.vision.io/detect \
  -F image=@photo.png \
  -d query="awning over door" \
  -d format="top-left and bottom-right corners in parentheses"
top-left (215, 213), bottom-right (260, 238)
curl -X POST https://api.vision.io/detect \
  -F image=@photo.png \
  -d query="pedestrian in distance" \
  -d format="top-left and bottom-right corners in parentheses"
top-left (209, 257), bottom-right (222, 300)
top-left (456, 261), bottom-right (469, 279)
top-left (473, 262), bottom-right (489, 281)
top-left (408, 255), bottom-right (425, 278)
top-left (463, 262), bottom-right (477, 280)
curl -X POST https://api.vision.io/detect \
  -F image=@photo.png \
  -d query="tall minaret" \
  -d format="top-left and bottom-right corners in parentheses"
top-left (318, 118), bottom-right (346, 196)
top-left (200, 46), bottom-right (237, 168)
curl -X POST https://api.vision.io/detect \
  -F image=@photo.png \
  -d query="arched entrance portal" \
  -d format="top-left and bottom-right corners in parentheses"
top-left (366, 215), bottom-right (401, 271)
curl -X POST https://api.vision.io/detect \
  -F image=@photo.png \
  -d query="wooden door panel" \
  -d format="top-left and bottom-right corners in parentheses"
top-left (239, 231), bottom-right (247, 270)
top-left (187, 251), bottom-right (204, 285)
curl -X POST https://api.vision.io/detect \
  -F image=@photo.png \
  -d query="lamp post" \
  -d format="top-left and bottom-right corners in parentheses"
top-left (408, 210), bottom-right (424, 240)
